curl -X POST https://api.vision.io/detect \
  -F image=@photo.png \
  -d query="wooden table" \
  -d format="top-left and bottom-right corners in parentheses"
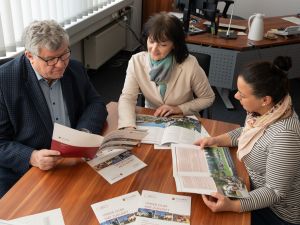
top-left (187, 16), bottom-right (300, 51)
top-left (186, 15), bottom-right (300, 109)
top-left (0, 102), bottom-right (250, 225)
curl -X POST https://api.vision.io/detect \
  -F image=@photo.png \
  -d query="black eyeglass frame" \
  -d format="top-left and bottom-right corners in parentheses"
top-left (36, 48), bottom-right (71, 66)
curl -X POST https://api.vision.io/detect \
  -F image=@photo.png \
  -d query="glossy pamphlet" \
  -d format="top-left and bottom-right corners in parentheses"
top-left (136, 114), bottom-right (208, 148)
top-left (136, 190), bottom-right (191, 225)
top-left (172, 144), bottom-right (249, 198)
top-left (91, 190), bottom-right (191, 225)
top-left (51, 123), bottom-right (147, 158)
top-left (87, 149), bottom-right (147, 184)
top-left (91, 191), bottom-right (140, 225)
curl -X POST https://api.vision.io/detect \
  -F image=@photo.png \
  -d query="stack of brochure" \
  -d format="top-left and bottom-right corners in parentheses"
top-left (136, 114), bottom-right (209, 149)
top-left (171, 144), bottom-right (249, 198)
top-left (51, 123), bottom-right (148, 184)
top-left (91, 190), bottom-right (191, 225)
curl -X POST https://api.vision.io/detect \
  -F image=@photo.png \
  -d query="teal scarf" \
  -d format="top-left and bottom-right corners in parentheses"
top-left (149, 54), bottom-right (173, 98)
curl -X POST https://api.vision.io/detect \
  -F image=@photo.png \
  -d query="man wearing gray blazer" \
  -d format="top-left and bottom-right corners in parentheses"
top-left (0, 20), bottom-right (108, 197)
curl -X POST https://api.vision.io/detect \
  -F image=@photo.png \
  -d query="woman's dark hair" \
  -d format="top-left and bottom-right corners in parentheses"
top-left (141, 12), bottom-right (189, 63)
top-left (239, 56), bottom-right (292, 104)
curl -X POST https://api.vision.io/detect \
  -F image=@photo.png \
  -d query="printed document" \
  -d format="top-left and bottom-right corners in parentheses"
top-left (136, 114), bottom-right (208, 148)
top-left (172, 144), bottom-right (249, 198)
top-left (1, 209), bottom-right (65, 225)
top-left (136, 190), bottom-right (191, 225)
top-left (91, 191), bottom-right (140, 225)
top-left (282, 16), bottom-right (300, 25)
top-left (87, 149), bottom-right (147, 184)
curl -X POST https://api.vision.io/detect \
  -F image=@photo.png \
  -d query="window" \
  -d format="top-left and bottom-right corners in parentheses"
top-left (0, 0), bottom-right (121, 58)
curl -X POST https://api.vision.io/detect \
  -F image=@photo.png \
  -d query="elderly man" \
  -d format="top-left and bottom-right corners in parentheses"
top-left (0, 20), bottom-right (108, 197)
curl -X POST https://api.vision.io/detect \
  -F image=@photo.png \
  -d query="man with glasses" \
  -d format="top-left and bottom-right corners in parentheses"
top-left (0, 20), bottom-right (108, 197)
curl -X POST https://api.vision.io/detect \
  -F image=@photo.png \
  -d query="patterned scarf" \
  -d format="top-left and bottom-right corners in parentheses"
top-left (237, 95), bottom-right (293, 160)
top-left (149, 53), bottom-right (173, 98)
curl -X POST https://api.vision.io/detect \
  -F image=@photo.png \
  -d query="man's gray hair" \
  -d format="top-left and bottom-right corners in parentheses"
top-left (23, 20), bottom-right (69, 55)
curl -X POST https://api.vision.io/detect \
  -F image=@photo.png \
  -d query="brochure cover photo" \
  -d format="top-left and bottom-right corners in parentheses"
top-left (91, 191), bottom-right (140, 225)
top-left (172, 144), bottom-right (249, 198)
top-left (136, 190), bottom-right (191, 225)
top-left (136, 114), bottom-right (208, 147)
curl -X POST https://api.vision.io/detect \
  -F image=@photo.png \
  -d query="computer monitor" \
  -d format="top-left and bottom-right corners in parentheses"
top-left (176, 0), bottom-right (219, 35)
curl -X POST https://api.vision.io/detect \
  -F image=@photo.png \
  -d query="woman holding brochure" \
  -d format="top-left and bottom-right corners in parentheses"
top-left (118, 12), bottom-right (215, 129)
top-left (194, 56), bottom-right (300, 225)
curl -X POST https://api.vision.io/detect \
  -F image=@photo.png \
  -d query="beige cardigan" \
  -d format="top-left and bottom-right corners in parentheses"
top-left (118, 52), bottom-right (215, 128)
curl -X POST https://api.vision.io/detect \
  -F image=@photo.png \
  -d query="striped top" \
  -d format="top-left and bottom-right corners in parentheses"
top-left (228, 112), bottom-right (300, 224)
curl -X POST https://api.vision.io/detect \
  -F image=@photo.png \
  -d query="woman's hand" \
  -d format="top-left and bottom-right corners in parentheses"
top-left (154, 105), bottom-right (183, 117)
top-left (194, 133), bottom-right (232, 148)
top-left (193, 136), bottom-right (218, 149)
top-left (202, 192), bottom-right (241, 212)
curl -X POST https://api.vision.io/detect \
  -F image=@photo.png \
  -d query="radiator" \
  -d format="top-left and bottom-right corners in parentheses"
top-left (84, 22), bottom-right (126, 69)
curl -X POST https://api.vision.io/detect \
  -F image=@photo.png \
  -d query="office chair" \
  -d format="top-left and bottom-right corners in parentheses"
top-left (190, 52), bottom-right (213, 119)
top-left (219, 0), bottom-right (234, 18)
top-left (137, 92), bottom-right (145, 107)
top-left (218, 0), bottom-right (245, 19)
top-left (175, 0), bottom-right (236, 19)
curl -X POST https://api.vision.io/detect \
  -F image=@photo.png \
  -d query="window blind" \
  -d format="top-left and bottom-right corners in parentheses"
top-left (0, 0), bottom-right (119, 58)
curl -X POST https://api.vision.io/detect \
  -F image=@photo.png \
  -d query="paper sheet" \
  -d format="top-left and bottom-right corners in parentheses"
top-left (282, 16), bottom-right (300, 25)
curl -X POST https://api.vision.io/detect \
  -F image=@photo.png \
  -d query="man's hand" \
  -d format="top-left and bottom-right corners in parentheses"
top-left (30, 149), bottom-right (62, 170)
top-left (154, 105), bottom-right (183, 117)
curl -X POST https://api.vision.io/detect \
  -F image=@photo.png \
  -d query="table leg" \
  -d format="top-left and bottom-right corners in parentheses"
top-left (216, 87), bottom-right (235, 110)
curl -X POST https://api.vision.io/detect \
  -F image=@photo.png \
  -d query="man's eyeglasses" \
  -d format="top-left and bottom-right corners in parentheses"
top-left (36, 49), bottom-right (71, 66)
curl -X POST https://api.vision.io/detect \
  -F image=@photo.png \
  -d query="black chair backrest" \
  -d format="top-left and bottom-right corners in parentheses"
top-left (190, 52), bottom-right (213, 119)
top-left (190, 52), bottom-right (211, 77)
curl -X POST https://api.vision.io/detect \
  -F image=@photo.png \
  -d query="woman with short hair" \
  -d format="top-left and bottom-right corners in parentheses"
top-left (118, 12), bottom-right (215, 129)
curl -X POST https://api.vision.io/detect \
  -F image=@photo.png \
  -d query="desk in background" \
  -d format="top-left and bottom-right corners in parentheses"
top-left (0, 102), bottom-right (250, 225)
top-left (186, 16), bottom-right (300, 109)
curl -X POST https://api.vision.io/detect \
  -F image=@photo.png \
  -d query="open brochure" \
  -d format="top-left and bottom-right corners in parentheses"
top-left (51, 123), bottom-right (147, 158)
top-left (136, 190), bottom-right (191, 225)
top-left (171, 144), bottom-right (249, 198)
top-left (136, 114), bottom-right (208, 148)
top-left (87, 149), bottom-right (147, 184)
top-left (91, 191), bottom-right (140, 225)
top-left (91, 190), bottom-right (191, 225)
top-left (0, 209), bottom-right (65, 225)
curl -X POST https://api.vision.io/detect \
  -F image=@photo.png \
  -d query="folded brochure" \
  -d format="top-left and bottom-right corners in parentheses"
top-left (51, 123), bottom-right (147, 158)
top-left (172, 144), bottom-right (249, 198)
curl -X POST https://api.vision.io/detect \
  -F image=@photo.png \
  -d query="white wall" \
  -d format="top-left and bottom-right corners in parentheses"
top-left (222, 0), bottom-right (299, 19)
top-left (69, 0), bottom-right (141, 64)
